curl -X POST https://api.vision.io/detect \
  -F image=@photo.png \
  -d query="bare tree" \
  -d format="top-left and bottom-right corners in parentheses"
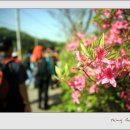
top-left (46, 9), bottom-right (93, 38)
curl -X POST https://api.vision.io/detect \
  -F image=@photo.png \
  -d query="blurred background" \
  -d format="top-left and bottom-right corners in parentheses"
top-left (0, 9), bottom-right (97, 53)
top-left (0, 9), bottom-right (98, 112)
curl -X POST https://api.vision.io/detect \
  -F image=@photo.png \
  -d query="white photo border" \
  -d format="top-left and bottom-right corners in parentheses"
top-left (0, 1), bottom-right (130, 129)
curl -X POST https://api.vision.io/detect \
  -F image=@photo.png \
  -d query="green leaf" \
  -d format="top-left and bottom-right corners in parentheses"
top-left (99, 33), bottom-right (104, 47)
top-left (80, 43), bottom-right (87, 54)
top-left (55, 66), bottom-right (61, 78)
top-left (107, 52), bottom-right (118, 59)
top-left (91, 41), bottom-right (95, 48)
top-left (80, 43), bottom-right (90, 57)
top-left (64, 64), bottom-right (69, 76)
top-left (95, 38), bottom-right (100, 47)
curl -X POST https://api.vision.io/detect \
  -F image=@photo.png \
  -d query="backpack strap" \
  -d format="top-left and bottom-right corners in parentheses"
top-left (1, 57), bottom-right (14, 65)
top-left (0, 58), bottom-right (14, 84)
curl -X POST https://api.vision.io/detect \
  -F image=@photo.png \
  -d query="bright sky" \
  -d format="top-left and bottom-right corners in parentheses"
top-left (0, 9), bottom-right (96, 42)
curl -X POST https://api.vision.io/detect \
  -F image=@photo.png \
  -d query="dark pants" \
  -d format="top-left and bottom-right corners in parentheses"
top-left (35, 77), bottom-right (50, 109)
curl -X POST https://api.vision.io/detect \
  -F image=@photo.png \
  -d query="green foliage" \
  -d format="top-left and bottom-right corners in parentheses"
top-left (99, 33), bottom-right (104, 47)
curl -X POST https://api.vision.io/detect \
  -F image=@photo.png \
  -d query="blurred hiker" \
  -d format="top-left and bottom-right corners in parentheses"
top-left (23, 50), bottom-right (33, 86)
top-left (53, 50), bottom-right (59, 66)
top-left (45, 48), bottom-right (59, 89)
top-left (31, 45), bottom-right (51, 110)
top-left (12, 51), bottom-right (21, 63)
top-left (0, 36), bottom-right (31, 112)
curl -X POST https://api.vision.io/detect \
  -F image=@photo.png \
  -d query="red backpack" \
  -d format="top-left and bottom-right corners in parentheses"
top-left (0, 58), bottom-right (14, 109)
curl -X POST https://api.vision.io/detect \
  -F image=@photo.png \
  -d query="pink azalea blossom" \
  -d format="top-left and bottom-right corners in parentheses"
top-left (74, 76), bottom-right (86, 91)
top-left (110, 26), bottom-right (120, 35)
top-left (128, 35), bottom-right (130, 41)
top-left (115, 9), bottom-right (123, 19)
top-left (114, 20), bottom-right (129, 30)
top-left (96, 71), bottom-right (104, 85)
top-left (89, 84), bottom-right (100, 94)
top-left (121, 49), bottom-right (126, 58)
top-left (101, 67), bottom-right (117, 87)
top-left (115, 37), bottom-right (123, 45)
top-left (96, 48), bottom-right (110, 60)
top-left (68, 79), bottom-right (75, 91)
top-left (90, 35), bottom-right (97, 41)
top-left (67, 42), bottom-right (79, 51)
top-left (103, 9), bottom-right (111, 18)
top-left (76, 32), bottom-right (85, 39)
top-left (113, 59), bottom-right (123, 74)
top-left (72, 91), bottom-right (81, 104)
top-left (102, 20), bottom-right (110, 30)
top-left (120, 91), bottom-right (125, 98)
top-left (75, 51), bottom-right (87, 62)
top-left (85, 39), bottom-right (91, 48)
top-left (68, 75), bottom-right (86, 92)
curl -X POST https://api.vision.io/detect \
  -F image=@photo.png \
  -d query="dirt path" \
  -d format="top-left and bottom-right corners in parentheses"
top-left (27, 85), bottom-right (62, 112)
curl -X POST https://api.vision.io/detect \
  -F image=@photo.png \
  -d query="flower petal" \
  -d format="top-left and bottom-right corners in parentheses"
top-left (110, 78), bottom-right (117, 87)
top-left (102, 78), bottom-right (109, 84)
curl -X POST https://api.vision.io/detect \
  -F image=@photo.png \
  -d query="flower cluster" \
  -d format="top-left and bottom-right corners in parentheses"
top-left (68, 75), bottom-right (86, 104)
top-left (62, 9), bottom-right (130, 111)
top-left (95, 9), bottom-right (130, 46)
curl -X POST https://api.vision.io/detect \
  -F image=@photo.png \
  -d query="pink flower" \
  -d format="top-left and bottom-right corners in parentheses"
top-left (96, 48), bottom-right (110, 60)
top-left (102, 22), bottom-right (110, 30)
top-left (114, 20), bottom-right (129, 30)
top-left (102, 20), bottom-right (110, 30)
top-left (89, 84), bottom-right (100, 94)
top-left (68, 75), bottom-right (86, 92)
top-left (115, 9), bottom-right (123, 19)
top-left (85, 67), bottom-right (95, 76)
top-left (67, 42), bottom-right (79, 51)
top-left (121, 49), bottom-right (126, 59)
top-left (113, 59), bottom-right (123, 73)
top-left (72, 91), bottom-right (81, 104)
top-left (101, 67), bottom-right (117, 87)
top-left (96, 71), bottom-right (104, 85)
top-left (103, 9), bottom-right (111, 18)
top-left (76, 32), bottom-right (85, 39)
top-left (75, 51), bottom-right (87, 62)
top-left (74, 76), bottom-right (86, 91)
top-left (110, 26), bottom-right (120, 35)
top-left (85, 39), bottom-right (91, 48)
top-left (120, 91), bottom-right (125, 98)
top-left (90, 35), bottom-right (97, 41)
top-left (128, 35), bottom-right (130, 41)
top-left (115, 37), bottom-right (123, 45)
top-left (68, 79), bottom-right (75, 91)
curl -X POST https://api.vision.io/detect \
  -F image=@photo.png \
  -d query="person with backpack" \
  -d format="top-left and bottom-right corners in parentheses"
top-left (31, 45), bottom-right (51, 110)
top-left (23, 50), bottom-right (33, 87)
top-left (45, 48), bottom-right (59, 89)
top-left (12, 51), bottom-right (22, 63)
top-left (0, 36), bottom-right (31, 112)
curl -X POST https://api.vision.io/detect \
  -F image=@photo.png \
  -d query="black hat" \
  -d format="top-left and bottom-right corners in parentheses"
top-left (0, 36), bottom-right (13, 51)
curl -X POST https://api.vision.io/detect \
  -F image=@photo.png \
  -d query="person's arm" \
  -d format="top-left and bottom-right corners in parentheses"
top-left (15, 63), bottom-right (32, 112)
top-left (19, 83), bottom-right (31, 112)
